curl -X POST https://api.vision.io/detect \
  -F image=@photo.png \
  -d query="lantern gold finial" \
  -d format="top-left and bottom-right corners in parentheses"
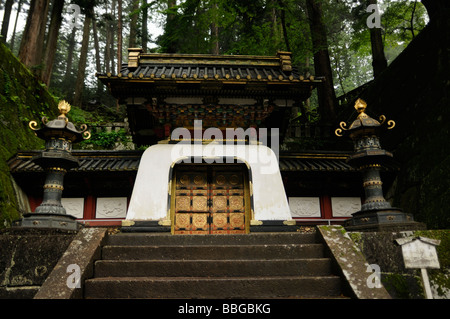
top-left (58, 100), bottom-right (71, 117)
top-left (354, 98), bottom-right (367, 114)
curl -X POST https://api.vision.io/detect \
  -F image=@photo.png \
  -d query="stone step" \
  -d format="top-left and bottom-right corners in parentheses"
top-left (84, 275), bottom-right (343, 299)
top-left (101, 243), bottom-right (325, 260)
top-left (94, 258), bottom-right (333, 278)
top-left (105, 232), bottom-right (318, 246)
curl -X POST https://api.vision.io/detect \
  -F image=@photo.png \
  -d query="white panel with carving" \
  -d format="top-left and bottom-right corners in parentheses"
top-left (288, 197), bottom-right (321, 217)
top-left (61, 198), bottom-right (84, 219)
top-left (96, 197), bottom-right (128, 218)
top-left (331, 197), bottom-right (361, 217)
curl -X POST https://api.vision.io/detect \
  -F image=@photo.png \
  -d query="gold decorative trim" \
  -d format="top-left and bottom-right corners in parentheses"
top-left (43, 184), bottom-right (64, 191)
top-left (29, 121), bottom-right (38, 130)
top-left (283, 220), bottom-right (296, 226)
top-left (46, 167), bottom-right (67, 173)
top-left (122, 220), bottom-right (135, 227)
top-left (158, 219), bottom-right (172, 226)
top-left (365, 197), bottom-right (386, 203)
top-left (363, 180), bottom-right (383, 187)
top-left (335, 121), bottom-right (348, 137)
top-left (250, 219), bottom-right (263, 226)
top-left (387, 120), bottom-right (396, 129)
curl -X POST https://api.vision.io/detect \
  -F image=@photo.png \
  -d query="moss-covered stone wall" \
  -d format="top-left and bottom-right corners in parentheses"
top-left (0, 42), bottom-right (58, 227)
top-left (0, 228), bottom-right (76, 298)
top-left (349, 229), bottom-right (450, 299)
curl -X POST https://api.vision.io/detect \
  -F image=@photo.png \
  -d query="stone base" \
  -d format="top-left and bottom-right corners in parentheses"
top-left (18, 213), bottom-right (82, 231)
top-left (345, 221), bottom-right (426, 232)
top-left (344, 208), bottom-right (427, 232)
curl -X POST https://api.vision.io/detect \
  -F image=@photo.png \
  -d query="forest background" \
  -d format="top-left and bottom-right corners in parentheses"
top-left (0, 0), bottom-right (428, 133)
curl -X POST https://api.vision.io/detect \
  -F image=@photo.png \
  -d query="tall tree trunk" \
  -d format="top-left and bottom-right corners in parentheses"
top-left (368, 0), bottom-right (387, 78)
top-left (305, 0), bottom-right (337, 126)
top-left (117, 0), bottom-right (123, 73)
top-left (92, 9), bottom-right (102, 95)
top-left (129, 0), bottom-right (139, 48)
top-left (63, 27), bottom-right (76, 101)
top-left (110, 0), bottom-right (116, 73)
top-left (142, 0), bottom-right (148, 52)
top-left (73, 13), bottom-right (92, 108)
top-left (10, 0), bottom-right (24, 53)
top-left (277, 0), bottom-right (291, 52)
top-left (210, 1), bottom-right (219, 54)
top-left (269, 1), bottom-right (283, 52)
top-left (19, 0), bottom-right (49, 68)
top-left (1, 0), bottom-right (14, 43)
top-left (41, 0), bottom-right (65, 86)
top-left (104, 11), bottom-right (111, 74)
top-left (35, 0), bottom-right (50, 70)
top-left (165, 0), bottom-right (177, 53)
top-left (117, 0), bottom-right (123, 111)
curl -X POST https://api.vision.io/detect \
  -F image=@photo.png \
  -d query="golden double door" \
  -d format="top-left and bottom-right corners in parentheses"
top-left (171, 164), bottom-right (250, 234)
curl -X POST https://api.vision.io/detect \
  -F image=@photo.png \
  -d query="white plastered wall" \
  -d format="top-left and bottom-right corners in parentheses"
top-left (126, 143), bottom-right (292, 222)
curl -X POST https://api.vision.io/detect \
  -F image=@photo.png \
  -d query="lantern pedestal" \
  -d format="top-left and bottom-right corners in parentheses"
top-left (20, 212), bottom-right (79, 231)
top-left (344, 208), bottom-right (424, 232)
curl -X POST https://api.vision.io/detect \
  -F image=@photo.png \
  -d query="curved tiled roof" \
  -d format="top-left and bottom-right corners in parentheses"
top-left (8, 150), bottom-right (398, 174)
top-left (96, 50), bottom-right (324, 99)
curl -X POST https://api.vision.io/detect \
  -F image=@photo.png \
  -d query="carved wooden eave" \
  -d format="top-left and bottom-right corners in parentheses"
top-left (97, 49), bottom-right (323, 101)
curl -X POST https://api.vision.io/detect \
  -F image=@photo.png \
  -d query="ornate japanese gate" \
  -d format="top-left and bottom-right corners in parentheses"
top-left (171, 164), bottom-right (250, 234)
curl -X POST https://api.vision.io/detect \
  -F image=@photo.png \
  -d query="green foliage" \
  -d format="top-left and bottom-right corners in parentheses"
top-left (153, 0), bottom-right (428, 113)
top-left (81, 129), bottom-right (130, 149)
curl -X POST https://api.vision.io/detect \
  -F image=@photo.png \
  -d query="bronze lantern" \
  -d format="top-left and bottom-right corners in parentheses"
top-left (336, 99), bottom-right (423, 231)
top-left (19, 101), bottom-right (90, 231)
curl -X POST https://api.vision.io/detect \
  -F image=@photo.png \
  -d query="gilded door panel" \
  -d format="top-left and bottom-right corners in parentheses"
top-left (229, 195), bottom-right (244, 212)
top-left (192, 213), bottom-right (210, 232)
top-left (174, 212), bottom-right (191, 230)
top-left (210, 168), bottom-right (246, 234)
top-left (212, 213), bottom-right (228, 229)
top-left (173, 165), bottom-right (248, 234)
top-left (212, 195), bottom-right (227, 212)
top-left (175, 191), bottom-right (190, 212)
top-left (192, 190), bottom-right (208, 212)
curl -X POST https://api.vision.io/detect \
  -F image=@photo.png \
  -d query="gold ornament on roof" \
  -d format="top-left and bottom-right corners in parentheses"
top-left (354, 98), bottom-right (367, 113)
top-left (58, 100), bottom-right (71, 119)
top-left (335, 98), bottom-right (395, 137)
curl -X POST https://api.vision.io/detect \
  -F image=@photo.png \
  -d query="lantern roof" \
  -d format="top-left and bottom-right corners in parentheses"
top-left (29, 100), bottom-right (91, 143)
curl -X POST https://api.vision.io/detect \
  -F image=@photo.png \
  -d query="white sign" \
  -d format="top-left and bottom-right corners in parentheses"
top-left (396, 237), bottom-right (441, 269)
top-left (396, 236), bottom-right (441, 299)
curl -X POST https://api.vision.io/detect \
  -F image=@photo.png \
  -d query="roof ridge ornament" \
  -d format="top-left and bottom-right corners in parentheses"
top-left (335, 98), bottom-right (395, 137)
top-left (58, 100), bottom-right (71, 122)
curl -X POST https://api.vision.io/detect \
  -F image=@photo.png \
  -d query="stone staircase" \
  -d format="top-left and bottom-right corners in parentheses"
top-left (84, 232), bottom-right (350, 299)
